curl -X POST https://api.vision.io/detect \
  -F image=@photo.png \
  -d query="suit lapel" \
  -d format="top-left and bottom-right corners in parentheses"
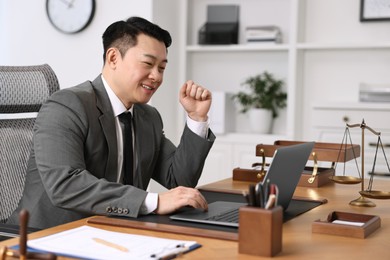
top-left (133, 105), bottom-right (154, 189)
top-left (92, 76), bottom-right (118, 182)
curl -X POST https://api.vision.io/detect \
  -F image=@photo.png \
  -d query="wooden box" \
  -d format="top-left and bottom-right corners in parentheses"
top-left (271, 140), bottom-right (361, 162)
top-left (255, 140), bottom-right (359, 187)
top-left (239, 206), bottom-right (283, 257)
top-left (233, 140), bottom-right (360, 187)
top-left (298, 166), bottom-right (335, 187)
top-left (233, 167), bottom-right (264, 182)
top-left (233, 166), bottom-right (335, 187)
top-left (312, 211), bottom-right (381, 239)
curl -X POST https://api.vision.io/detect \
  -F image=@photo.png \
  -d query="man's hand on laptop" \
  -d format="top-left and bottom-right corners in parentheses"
top-left (155, 186), bottom-right (208, 215)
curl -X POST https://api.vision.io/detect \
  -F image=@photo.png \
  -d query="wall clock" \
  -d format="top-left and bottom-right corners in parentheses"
top-left (46, 0), bottom-right (96, 34)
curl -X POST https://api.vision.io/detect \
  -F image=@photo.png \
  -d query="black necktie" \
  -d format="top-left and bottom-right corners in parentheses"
top-left (118, 112), bottom-right (133, 185)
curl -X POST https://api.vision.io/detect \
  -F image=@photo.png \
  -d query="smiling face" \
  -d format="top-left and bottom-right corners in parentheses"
top-left (103, 33), bottom-right (168, 109)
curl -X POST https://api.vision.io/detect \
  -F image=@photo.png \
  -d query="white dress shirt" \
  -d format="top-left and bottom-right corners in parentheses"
top-left (101, 75), bottom-right (209, 214)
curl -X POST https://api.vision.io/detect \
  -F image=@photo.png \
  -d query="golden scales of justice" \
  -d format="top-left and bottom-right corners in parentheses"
top-left (329, 119), bottom-right (390, 207)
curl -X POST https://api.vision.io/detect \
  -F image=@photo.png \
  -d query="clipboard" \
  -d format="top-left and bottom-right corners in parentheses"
top-left (12, 226), bottom-right (201, 260)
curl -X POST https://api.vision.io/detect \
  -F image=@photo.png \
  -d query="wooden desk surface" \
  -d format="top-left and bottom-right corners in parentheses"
top-left (1, 179), bottom-right (390, 259)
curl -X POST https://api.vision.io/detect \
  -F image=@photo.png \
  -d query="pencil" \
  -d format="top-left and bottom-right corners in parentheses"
top-left (265, 194), bottom-right (276, 209)
top-left (92, 237), bottom-right (129, 252)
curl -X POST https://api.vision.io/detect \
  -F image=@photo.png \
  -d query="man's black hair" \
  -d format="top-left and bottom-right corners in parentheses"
top-left (102, 16), bottom-right (172, 63)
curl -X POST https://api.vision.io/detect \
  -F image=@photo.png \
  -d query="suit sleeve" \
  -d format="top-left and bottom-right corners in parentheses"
top-left (151, 113), bottom-right (216, 189)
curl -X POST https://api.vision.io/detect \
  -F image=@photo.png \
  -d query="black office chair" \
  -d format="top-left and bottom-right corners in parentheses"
top-left (0, 64), bottom-right (59, 239)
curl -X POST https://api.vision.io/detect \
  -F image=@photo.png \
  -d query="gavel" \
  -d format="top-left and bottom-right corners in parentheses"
top-left (0, 210), bottom-right (56, 260)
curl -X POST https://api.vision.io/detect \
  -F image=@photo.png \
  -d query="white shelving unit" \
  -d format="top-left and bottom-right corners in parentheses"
top-left (178, 0), bottom-right (295, 140)
top-left (176, 0), bottom-right (296, 186)
top-left (173, 0), bottom-right (390, 186)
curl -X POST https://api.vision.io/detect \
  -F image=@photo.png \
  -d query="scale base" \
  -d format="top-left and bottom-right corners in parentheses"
top-left (349, 196), bottom-right (376, 207)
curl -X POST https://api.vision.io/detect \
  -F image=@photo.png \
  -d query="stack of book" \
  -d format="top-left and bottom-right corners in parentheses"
top-left (245, 26), bottom-right (282, 43)
top-left (359, 83), bottom-right (390, 102)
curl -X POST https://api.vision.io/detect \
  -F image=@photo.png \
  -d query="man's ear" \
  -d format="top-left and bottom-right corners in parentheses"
top-left (105, 48), bottom-right (119, 69)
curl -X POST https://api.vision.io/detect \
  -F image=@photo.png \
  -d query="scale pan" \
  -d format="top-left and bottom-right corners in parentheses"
top-left (329, 176), bottom-right (362, 184)
top-left (360, 190), bottom-right (390, 199)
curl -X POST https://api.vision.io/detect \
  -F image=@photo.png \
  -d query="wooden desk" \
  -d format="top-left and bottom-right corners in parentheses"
top-left (1, 179), bottom-right (390, 259)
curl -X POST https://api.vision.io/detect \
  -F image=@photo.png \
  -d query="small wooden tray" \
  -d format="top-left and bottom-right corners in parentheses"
top-left (258, 140), bottom-right (361, 163)
top-left (312, 211), bottom-right (381, 239)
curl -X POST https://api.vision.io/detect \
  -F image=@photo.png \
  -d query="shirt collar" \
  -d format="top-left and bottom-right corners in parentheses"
top-left (101, 75), bottom-right (133, 116)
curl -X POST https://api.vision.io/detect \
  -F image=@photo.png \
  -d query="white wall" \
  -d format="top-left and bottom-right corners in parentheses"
top-left (0, 0), bottom-right (181, 142)
top-left (150, 1), bottom-right (182, 144)
top-left (0, 0), bottom-right (154, 88)
top-left (299, 0), bottom-right (390, 139)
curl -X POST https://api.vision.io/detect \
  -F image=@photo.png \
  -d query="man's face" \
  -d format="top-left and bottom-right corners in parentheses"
top-left (110, 33), bottom-right (168, 108)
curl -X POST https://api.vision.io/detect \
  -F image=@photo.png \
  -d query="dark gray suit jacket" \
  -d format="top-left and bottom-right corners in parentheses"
top-left (8, 75), bottom-right (215, 229)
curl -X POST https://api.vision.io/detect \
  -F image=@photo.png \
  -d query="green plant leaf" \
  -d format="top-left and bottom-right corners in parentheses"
top-left (231, 71), bottom-right (287, 118)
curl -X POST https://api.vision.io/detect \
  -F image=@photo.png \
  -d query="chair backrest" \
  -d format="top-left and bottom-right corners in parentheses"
top-left (0, 64), bottom-right (60, 223)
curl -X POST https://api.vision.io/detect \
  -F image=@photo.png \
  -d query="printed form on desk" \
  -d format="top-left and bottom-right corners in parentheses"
top-left (27, 225), bottom-right (200, 260)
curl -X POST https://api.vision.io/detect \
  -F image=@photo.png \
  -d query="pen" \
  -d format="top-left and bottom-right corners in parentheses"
top-left (248, 184), bottom-right (256, 206)
top-left (255, 182), bottom-right (264, 208)
top-left (263, 179), bottom-right (270, 206)
top-left (242, 191), bottom-right (250, 205)
top-left (156, 250), bottom-right (184, 260)
top-left (92, 237), bottom-right (129, 252)
top-left (271, 184), bottom-right (279, 207)
top-left (270, 184), bottom-right (276, 194)
top-left (150, 244), bottom-right (188, 260)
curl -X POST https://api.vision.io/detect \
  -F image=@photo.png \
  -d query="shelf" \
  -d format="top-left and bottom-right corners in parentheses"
top-left (187, 43), bottom-right (390, 52)
top-left (186, 44), bottom-right (289, 53)
top-left (297, 42), bottom-right (390, 51)
top-left (312, 101), bottom-right (390, 110)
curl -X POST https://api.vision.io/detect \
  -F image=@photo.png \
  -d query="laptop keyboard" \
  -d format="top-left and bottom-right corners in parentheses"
top-left (205, 207), bottom-right (239, 223)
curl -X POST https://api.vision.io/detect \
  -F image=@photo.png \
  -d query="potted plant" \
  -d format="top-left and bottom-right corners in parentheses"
top-left (232, 71), bottom-right (287, 133)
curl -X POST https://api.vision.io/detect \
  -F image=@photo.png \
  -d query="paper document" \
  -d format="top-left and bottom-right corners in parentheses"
top-left (332, 220), bottom-right (365, 227)
top-left (27, 225), bottom-right (200, 260)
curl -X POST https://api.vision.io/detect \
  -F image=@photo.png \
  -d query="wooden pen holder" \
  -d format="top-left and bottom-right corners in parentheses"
top-left (238, 206), bottom-right (283, 257)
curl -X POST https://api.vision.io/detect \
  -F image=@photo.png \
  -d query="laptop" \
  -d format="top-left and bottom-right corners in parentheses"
top-left (169, 142), bottom-right (315, 227)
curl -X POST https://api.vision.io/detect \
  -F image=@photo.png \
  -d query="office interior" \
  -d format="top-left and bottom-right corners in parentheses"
top-left (1, 0), bottom-right (390, 190)
top-left (2, 1), bottom-right (390, 259)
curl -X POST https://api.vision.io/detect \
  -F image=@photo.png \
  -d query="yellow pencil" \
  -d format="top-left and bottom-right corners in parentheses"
top-left (92, 237), bottom-right (129, 252)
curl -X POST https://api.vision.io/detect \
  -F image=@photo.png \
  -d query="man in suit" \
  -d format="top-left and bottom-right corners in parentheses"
top-left (8, 17), bottom-right (215, 229)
